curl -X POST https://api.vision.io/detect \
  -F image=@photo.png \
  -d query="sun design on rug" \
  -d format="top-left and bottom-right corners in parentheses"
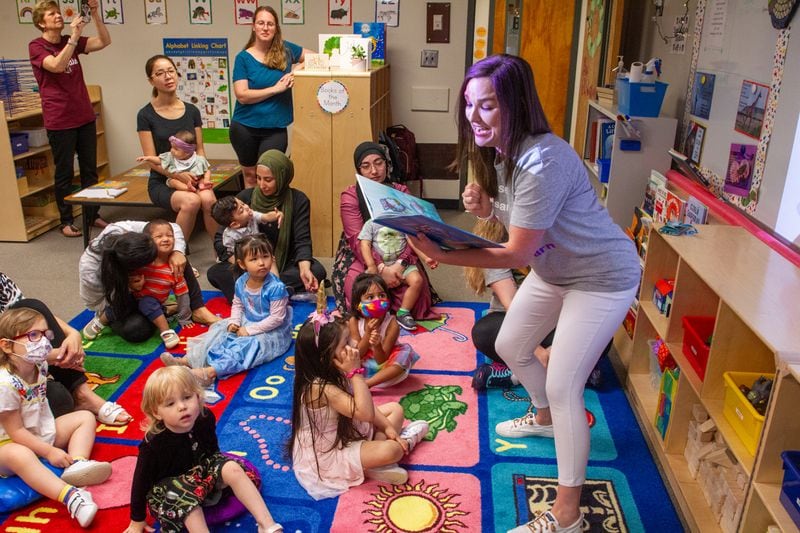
top-left (363, 480), bottom-right (468, 532)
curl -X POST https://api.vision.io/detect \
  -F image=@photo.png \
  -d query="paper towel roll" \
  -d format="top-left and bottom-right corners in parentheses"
top-left (629, 62), bottom-right (644, 83)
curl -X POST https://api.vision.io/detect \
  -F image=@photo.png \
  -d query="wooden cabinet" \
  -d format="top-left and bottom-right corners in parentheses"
top-left (0, 85), bottom-right (109, 242)
top-left (290, 66), bottom-right (391, 256)
top-left (617, 224), bottom-right (800, 531)
top-left (581, 100), bottom-right (676, 229)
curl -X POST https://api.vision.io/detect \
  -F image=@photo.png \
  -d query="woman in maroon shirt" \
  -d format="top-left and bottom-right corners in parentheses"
top-left (331, 142), bottom-right (439, 318)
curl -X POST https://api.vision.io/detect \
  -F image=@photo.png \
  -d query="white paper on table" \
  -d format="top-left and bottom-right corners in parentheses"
top-left (73, 187), bottom-right (128, 199)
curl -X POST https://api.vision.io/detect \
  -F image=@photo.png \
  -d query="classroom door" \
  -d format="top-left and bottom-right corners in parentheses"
top-left (492, 0), bottom-right (578, 138)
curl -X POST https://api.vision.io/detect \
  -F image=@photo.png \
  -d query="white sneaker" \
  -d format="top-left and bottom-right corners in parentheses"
top-left (365, 463), bottom-right (408, 484)
top-left (61, 459), bottom-right (112, 487)
top-left (66, 488), bottom-right (98, 528)
top-left (81, 316), bottom-right (104, 340)
top-left (495, 412), bottom-right (554, 439)
top-left (508, 511), bottom-right (583, 533)
top-left (399, 420), bottom-right (430, 452)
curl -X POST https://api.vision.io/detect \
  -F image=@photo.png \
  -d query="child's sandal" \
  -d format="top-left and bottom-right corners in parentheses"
top-left (160, 329), bottom-right (180, 349)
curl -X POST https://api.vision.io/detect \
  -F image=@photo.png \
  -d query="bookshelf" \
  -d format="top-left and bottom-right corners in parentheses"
top-left (0, 85), bottom-right (110, 242)
top-left (581, 100), bottom-right (676, 229)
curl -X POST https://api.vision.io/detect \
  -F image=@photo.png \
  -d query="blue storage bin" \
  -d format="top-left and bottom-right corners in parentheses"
top-left (781, 451), bottom-right (800, 528)
top-left (597, 158), bottom-right (611, 183)
top-left (9, 132), bottom-right (29, 155)
top-left (616, 79), bottom-right (668, 117)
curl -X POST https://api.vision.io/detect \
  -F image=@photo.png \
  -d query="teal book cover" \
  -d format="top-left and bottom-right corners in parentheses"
top-left (354, 22), bottom-right (386, 65)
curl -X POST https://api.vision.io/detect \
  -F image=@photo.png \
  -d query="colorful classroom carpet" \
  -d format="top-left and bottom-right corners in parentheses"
top-left (0, 293), bottom-right (681, 532)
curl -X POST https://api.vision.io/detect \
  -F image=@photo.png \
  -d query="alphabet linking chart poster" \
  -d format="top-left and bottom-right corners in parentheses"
top-left (163, 38), bottom-right (232, 144)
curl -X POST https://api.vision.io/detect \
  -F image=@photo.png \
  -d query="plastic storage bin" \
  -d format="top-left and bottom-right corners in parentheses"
top-left (9, 132), bottom-right (29, 155)
top-left (780, 450), bottom-right (800, 528)
top-left (682, 316), bottom-right (715, 381)
top-left (16, 128), bottom-right (47, 147)
top-left (597, 158), bottom-right (611, 183)
top-left (722, 371), bottom-right (774, 456)
top-left (616, 78), bottom-right (668, 117)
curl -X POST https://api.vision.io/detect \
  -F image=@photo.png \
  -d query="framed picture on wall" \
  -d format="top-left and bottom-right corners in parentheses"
top-left (145, 0), bottom-right (167, 24)
top-left (735, 80), bottom-right (769, 140)
top-left (282, 0), bottom-right (304, 24)
top-left (189, 0), bottom-right (212, 24)
top-left (101, 0), bottom-right (124, 24)
top-left (16, 0), bottom-right (36, 24)
top-left (690, 72), bottom-right (715, 120)
top-left (234, 0), bottom-right (257, 25)
top-left (376, 0), bottom-right (399, 27)
top-left (329, 0), bottom-right (351, 26)
top-left (683, 121), bottom-right (706, 165)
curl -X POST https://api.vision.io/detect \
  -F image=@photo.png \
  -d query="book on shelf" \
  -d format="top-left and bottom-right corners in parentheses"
top-left (598, 120), bottom-right (616, 160)
top-left (356, 175), bottom-right (502, 249)
top-left (683, 195), bottom-right (709, 224)
top-left (625, 206), bottom-right (652, 259)
top-left (643, 170), bottom-right (668, 217)
top-left (665, 190), bottom-right (686, 222)
top-left (668, 148), bottom-right (709, 187)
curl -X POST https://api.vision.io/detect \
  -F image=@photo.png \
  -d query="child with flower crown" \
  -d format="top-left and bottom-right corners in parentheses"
top-left (288, 291), bottom-right (429, 500)
top-left (348, 273), bottom-right (420, 389)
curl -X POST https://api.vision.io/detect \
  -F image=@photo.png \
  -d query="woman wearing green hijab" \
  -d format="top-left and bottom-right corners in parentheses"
top-left (207, 150), bottom-right (326, 302)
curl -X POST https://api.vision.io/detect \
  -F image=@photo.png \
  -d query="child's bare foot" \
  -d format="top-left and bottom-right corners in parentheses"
top-left (160, 352), bottom-right (190, 367)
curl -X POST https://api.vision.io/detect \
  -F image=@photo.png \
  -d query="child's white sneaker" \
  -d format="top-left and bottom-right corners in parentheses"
top-left (495, 412), bottom-right (554, 439)
top-left (399, 420), bottom-right (429, 452)
top-left (508, 511), bottom-right (583, 533)
top-left (365, 463), bottom-right (408, 485)
top-left (81, 316), bottom-right (104, 340)
top-left (66, 488), bottom-right (98, 528)
top-left (61, 459), bottom-right (112, 487)
top-left (160, 329), bottom-right (180, 349)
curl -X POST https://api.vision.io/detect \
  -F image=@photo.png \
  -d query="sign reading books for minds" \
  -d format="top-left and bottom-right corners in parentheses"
top-left (317, 80), bottom-right (349, 114)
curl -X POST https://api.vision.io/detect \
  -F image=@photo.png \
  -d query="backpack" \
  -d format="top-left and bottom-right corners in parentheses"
top-left (385, 124), bottom-right (423, 185)
top-left (378, 130), bottom-right (405, 184)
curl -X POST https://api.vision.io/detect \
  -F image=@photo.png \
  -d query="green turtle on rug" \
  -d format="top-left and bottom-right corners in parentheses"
top-left (400, 384), bottom-right (467, 440)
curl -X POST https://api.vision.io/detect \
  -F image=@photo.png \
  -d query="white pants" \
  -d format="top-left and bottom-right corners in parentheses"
top-left (495, 271), bottom-right (637, 486)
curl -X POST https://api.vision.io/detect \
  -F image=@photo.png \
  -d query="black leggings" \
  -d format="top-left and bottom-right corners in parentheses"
top-left (229, 121), bottom-right (288, 167)
top-left (11, 298), bottom-right (87, 417)
top-left (109, 261), bottom-right (206, 343)
top-left (471, 311), bottom-right (610, 364)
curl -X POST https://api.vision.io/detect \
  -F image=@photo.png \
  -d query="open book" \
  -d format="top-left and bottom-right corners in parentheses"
top-left (356, 175), bottom-right (502, 249)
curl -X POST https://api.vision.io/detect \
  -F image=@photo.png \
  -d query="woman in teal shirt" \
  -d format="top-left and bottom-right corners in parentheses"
top-left (231, 6), bottom-right (312, 188)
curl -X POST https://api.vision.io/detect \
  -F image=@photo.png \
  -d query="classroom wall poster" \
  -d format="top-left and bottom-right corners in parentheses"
top-left (60, 0), bottom-right (79, 23)
top-left (690, 71), bottom-right (715, 120)
top-left (146, 0), bottom-right (167, 25)
top-left (329, 0), bottom-right (352, 26)
top-left (101, 0), bottom-right (124, 24)
top-left (163, 38), bottom-right (231, 144)
top-left (16, 0), bottom-right (35, 24)
top-left (282, 0), bottom-right (304, 24)
top-left (189, 0), bottom-right (212, 25)
top-left (376, 0), bottom-right (399, 27)
top-left (724, 143), bottom-right (756, 197)
top-left (734, 80), bottom-right (769, 140)
top-left (234, 0), bottom-right (256, 25)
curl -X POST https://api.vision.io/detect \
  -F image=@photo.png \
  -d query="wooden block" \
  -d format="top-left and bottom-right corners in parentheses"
top-left (698, 418), bottom-right (716, 433)
top-left (692, 403), bottom-right (709, 422)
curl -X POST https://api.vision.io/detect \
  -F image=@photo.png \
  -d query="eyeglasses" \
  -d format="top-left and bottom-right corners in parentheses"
top-left (254, 21), bottom-right (276, 28)
top-left (12, 329), bottom-right (54, 343)
top-left (152, 68), bottom-right (177, 79)
top-left (359, 159), bottom-right (386, 172)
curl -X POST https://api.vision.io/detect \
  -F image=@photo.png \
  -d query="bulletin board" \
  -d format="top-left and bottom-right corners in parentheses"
top-left (681, 0), bottom-right (798, 242)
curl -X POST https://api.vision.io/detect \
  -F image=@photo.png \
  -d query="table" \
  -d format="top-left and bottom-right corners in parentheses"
top-left (65, 159), bottom-right (242, 247)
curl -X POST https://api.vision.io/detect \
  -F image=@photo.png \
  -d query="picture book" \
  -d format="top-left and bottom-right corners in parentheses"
top-left (598, 120), bottom-right (616, 160)
top-left (664, 191), bottom-right (686, 222)
top-left (643, 170), bottom-right (668, 217)
top-left (683, 195), bottom-right (709, 224)
top-left (356, 175), bottom-right (502, 249)
top-left (354, 22), bottom-right (386, 65)
top-left (653, 179), bottom-right (669, 224)
top-left (625, 206), bottom-right (652, 259)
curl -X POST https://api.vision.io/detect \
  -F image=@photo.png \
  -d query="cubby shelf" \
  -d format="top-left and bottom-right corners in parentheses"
top-left (613, 225), bottom-right (800, 532)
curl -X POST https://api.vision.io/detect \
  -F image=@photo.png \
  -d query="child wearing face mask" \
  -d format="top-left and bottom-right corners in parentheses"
top-left (348, 273), bottom-right (420, 389)
top-left (0, 308), bottom-right (112, 528)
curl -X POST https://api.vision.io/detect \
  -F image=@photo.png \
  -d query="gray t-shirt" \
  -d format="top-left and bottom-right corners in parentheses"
top-left (493, 133), bottom-right (640, 292)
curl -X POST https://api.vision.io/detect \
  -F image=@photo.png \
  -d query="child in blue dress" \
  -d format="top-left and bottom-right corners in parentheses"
top-left (161, 235), bottom-right (292, 384)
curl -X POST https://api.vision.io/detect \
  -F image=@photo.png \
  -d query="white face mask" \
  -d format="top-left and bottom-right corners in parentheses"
top-left (10, 336), bottom-right (52, 364)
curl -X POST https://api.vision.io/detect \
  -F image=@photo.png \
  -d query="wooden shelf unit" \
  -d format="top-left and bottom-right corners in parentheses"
top-left (581, 100), bottom-right (676, 229)
top-left (0, 85), bottom-right (110, 242)
top-left (615, 224), bottom-right (800, 531)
